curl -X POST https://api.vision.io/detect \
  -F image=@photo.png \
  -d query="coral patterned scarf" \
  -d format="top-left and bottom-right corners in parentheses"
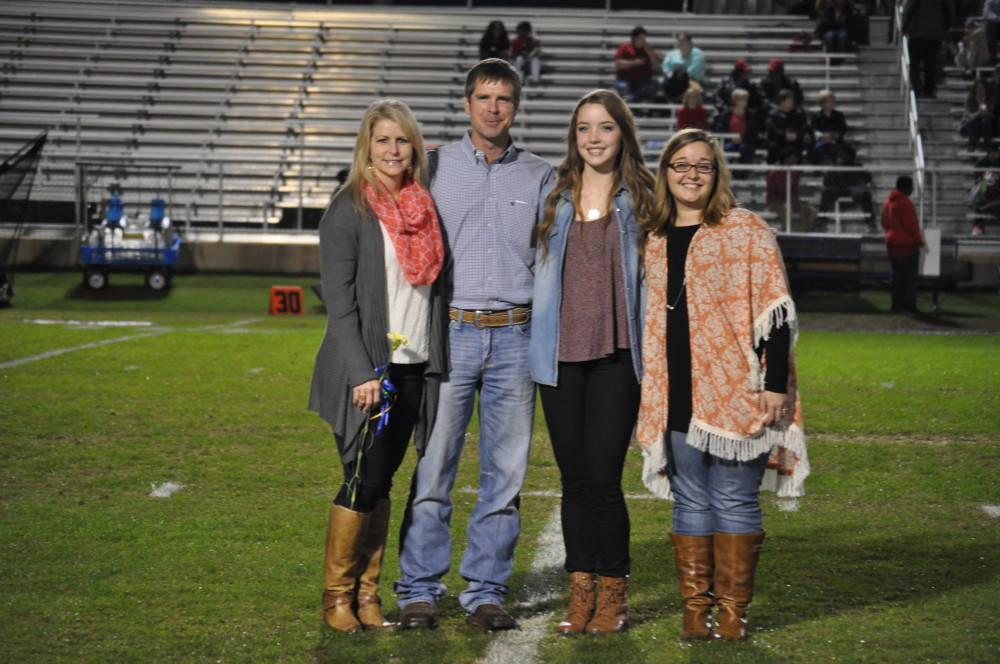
top-left (364, 178), bottom-right (444, 286)
top-left (636, 208), bottom-right (809, 499)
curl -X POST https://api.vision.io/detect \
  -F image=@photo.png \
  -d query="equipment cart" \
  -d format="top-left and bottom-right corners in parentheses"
top-left (75, 160), bottom-right (183, 292)
top-left (80, 234), bottom-right (181, 291)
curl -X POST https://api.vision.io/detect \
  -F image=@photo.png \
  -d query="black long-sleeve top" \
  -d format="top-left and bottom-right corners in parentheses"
top-left (665, 223), bottom-right (790, 434)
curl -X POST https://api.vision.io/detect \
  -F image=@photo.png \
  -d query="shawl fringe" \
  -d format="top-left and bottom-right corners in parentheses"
top-left (750, 296), bottom-right (798, 392)
top-left (641, 432), bottom-right (674, 500)
top-left (752, 294), bottom-right (798, 349)
top-left (639, 422), bottom-right (809, 500)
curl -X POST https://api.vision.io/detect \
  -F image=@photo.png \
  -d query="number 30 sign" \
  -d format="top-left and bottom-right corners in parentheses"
top-left (269, 286), bottom-right (304, 316)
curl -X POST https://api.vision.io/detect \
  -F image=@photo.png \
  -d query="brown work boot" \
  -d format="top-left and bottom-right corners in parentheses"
top-left (466, 603), bottom-right (517, 631)
top-left (713, 531), bottom-right (766, 641)
top-left (669, 533), bottom-right (714, 640)
top-left (555, 572), bottom-right (596, 635)
top-left (355, 499), bottom-right (396, 631)
top-left (398, 601), bottom-right (436, 630)
top-left (585, 576), bottom-right (628, 633)
top-left (321, 504), bottom-right (369, 633)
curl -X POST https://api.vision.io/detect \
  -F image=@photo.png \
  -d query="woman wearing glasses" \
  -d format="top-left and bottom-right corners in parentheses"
top-left (636, 128), bottom-right (809, 642)
top-left (529, 89), bottom-right (655, 634)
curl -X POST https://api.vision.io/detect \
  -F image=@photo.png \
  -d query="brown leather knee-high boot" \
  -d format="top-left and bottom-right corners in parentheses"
top-left (555, 572), bottom-right (596, 635)
top-left (713, 531), bottom-right (765, 641)
top-left (355, 499), bottom-right (396, 631)
top-left (669, 533), bottom-right (714, 640)
top-left (322, 504), bottom-right (369, 633)
top-left (585, 576), bottom-right (628, 633)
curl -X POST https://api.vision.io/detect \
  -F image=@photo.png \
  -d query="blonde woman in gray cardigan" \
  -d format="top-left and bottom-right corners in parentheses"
top-left (309, 99), bottom-right (447, 633)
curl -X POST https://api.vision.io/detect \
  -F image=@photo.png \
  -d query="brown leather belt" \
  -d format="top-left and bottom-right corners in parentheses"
top-left (449, 307), bottom-right (531, 328)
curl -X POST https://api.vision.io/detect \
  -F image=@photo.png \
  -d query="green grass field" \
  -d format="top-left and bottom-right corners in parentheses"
top-left (1, 271), bottom-right (998, 663)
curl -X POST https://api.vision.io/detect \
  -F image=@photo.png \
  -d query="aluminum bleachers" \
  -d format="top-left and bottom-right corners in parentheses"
top-left (1, 0), bottom-right (866, 230)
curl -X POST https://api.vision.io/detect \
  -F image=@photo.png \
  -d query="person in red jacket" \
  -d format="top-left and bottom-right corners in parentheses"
top-left (880, 176), bottom-right (925, 314)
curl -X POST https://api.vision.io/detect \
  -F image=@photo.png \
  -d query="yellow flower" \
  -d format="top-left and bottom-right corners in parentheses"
top-left (387, 332), bottom-right (410, 351)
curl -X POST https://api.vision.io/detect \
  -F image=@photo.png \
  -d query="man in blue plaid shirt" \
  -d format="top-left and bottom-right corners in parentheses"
top-left (396, 58), bottom-right (554, 632)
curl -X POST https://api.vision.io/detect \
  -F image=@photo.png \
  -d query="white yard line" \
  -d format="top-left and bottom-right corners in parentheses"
top-left (478, 508), bottom-right (564, 664)
top-left (0, 330), bottom-right (169, 369)
top-left (23, 319), bottom-right (153, 327)
top-left (1, 318), bottom-right (261, 369)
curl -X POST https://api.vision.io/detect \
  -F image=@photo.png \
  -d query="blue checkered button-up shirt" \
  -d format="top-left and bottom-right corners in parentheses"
top-left (429, 130), bottom-right (555, 311)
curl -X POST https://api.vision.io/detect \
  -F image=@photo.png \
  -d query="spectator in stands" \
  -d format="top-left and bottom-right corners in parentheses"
top-left (677, 87), bottom-right (709, 131)
top-left (970, 145), bottom-right (1000, 233)
top-left (816, 0), bottom-right (858, 52)
top-left (976, 142), bottom-right (1000, 168)
top-left (765, 89), bottom-right (809, 163)
top-left (714, 88), bottom-right (759, 172)
top-left (759, 58), bottom-right (804, 111)
top-left (715, 59), bottom-right (764, 116)
top-left (986, 62), bottom-right (1000, 99)
top-left (809, 89), bottom-right (848, 164)
top-left (311, 99), bottom-right (446, 634)
top-left (960, 77), bottom-right (996, 151)
top-left (530, 89), bottom-right (654, 636)
top-left (637, 128), bottom-right (808, 643)
top-left (479, 21), bottom-right (511, 61)
top-left (662, 33), bottom-right (707, 101)
top-left (396, 59), bottom-right (555, 633)
top-left (880, 175), bottom-right (925, 313)
top-left (955, 17), bottom-right (991, 78)
top-left (984, 0), bottom-right (1000, 60)
top-left (511, 21), bottom-right (542, 86)
top-left (901, 0), bottom-right (955, 99)
top-left (818, 144), bottom-right (875, 230)
top-left (788, 0), bottom-right (818, 19)
top-left (614, 26), bottom-right (662, 106)
top-left (767, 148), bottom-right (818, 231)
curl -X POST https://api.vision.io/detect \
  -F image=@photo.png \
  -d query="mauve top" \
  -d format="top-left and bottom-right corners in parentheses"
top-left (558, 211), bottom-right (630, 363)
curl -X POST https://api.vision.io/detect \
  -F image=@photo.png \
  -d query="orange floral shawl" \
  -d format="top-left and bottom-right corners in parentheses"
top-left (636, 208), bottom-right (809, 499)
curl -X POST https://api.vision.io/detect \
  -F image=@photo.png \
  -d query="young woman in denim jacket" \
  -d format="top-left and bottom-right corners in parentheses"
top-left (528, 89), bottom-right (654, 635)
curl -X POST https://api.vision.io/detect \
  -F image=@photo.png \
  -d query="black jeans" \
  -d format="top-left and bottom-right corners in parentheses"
top-left (539, 350), bottom-right (640, 577)
top-left (890, 253), bottom-right (920, 313)
top-left (334, 362), bottom-right (426, 512)
top-left (908, 38), bottom-right (941, 96)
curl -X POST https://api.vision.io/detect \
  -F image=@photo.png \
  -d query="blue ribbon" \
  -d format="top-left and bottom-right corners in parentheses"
top-left (371, 362), bottom-right (398, 435)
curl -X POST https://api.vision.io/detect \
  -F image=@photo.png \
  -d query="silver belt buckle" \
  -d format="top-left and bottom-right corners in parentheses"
top-left (473, 310), bottom-right (486, 329)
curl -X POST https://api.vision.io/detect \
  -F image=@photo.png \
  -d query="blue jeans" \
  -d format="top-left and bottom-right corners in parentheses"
top-left (613, 78), bottom-right (657, 105)
top-left (396, 318), bottom-right (535, 613)
top-left (667, 430), bottom-right (769, 536)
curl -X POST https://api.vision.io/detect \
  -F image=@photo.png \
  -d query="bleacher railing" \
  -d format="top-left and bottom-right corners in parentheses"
top-left (896, 2), bottom-right (926, 219)
top-left (0, 162), bottom-right (981, 239)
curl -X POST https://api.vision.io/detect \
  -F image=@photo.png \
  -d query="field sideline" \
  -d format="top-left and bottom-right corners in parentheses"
top-left (1, 271), bottom-right (998, 664)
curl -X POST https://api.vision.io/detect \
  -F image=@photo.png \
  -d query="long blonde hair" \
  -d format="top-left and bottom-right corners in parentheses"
top-left (341, 99), bottom-right (428, 213)
top-left (538, 89), bottom-right (655, 258)
top-left (645, 128), bottom-right (736, 237)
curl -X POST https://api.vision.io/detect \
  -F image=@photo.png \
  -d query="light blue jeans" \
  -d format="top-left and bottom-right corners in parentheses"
top-left (396, 318), bottom-right (535, 613)
top-left (668, 430), bottom-right (769, 536)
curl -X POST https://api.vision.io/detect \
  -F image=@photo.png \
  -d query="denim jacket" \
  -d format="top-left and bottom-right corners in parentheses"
top-left (528, 185), bottom-right (645, 387)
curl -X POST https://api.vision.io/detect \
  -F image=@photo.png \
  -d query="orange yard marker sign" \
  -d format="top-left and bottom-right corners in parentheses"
top-left (269, 286), bottom-right (304, 315)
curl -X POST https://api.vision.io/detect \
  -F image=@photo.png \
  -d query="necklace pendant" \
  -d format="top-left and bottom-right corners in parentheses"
top-left (586, 208), bottom-right (600, 220)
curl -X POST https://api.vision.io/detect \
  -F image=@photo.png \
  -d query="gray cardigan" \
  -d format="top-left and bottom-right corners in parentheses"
top-left (308, 189), bottom-right (448, 463)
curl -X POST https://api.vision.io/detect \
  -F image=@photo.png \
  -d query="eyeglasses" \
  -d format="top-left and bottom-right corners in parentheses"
top-left (668, 162), bottom-right (716, 174)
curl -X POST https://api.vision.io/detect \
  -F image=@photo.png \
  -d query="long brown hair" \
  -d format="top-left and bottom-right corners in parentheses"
top-left (341, 99), bottom-right (428, 214)
top-left (538, 89), bottom-right (655, 258)
top-left (644, 128), bottom-right (736, 237)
